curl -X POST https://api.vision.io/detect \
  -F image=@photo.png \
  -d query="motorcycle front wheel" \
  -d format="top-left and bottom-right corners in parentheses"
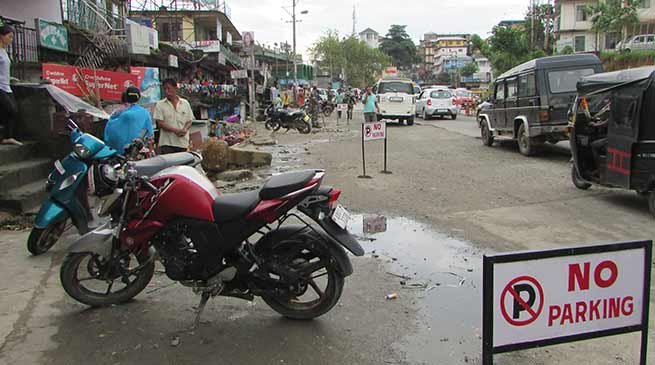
top-left (297, 121), bottom-right (312, 134)
top-left (60, 250), bottom-right (154, 307)
top-left (260, 229), bottom-right (344, 320)
top-left (265, 119), bottom-right (281, 131)
top-left (27, 219), bottom-right (69, 255)
top-left (322, 107), bottom-right (333, 117)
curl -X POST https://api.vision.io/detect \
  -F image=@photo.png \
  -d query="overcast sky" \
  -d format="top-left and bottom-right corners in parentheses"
top-left (228, 0), bottom-right (529, 59)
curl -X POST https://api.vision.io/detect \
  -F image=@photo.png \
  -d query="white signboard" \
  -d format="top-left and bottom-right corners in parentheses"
top-left (363, 121), bottom-right (386, 141)
top-left (230, 70), bottom-right (248, 79)
top-left (126, 19), bottom-right (151, 55)
top-left (483, 241), bottom-right (651, 364)
top-left (218, 53), bottom-right (226, 65)
top-left (168, 55), bottom-right (178, 68)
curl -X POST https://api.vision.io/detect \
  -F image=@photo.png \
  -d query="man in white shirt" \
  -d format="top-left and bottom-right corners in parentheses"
top-left (153, 78), bottom-right (193, 154)
top-left (0, 24), bottom-right (21, 146)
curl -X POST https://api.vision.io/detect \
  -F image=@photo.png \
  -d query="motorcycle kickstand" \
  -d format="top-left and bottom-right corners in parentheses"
top-left (192, 292), bottom-right (211, 328)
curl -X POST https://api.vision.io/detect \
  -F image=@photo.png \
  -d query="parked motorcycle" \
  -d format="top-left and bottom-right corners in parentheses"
top-left (264, 104), bottom-right (312, 134)
top-left (59, 165), bottom-right (363, 323)
top-left (28, 120), bottom-right (202, 256)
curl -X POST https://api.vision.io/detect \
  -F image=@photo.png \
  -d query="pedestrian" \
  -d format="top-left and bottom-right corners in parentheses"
top-left (298, 87), bottom-right (305, 107)
top-left (282, 88), bottom-right (291, 108)
top-left (153, 78), bottom-right (193, 154)
top-left (335, 89), bottom-right (345, 123)
top-left (361, 87), bottom-right (379, 123)
top-left (0, 24), bottom-right (21, 146)
top-left (104, 86), bottom-right (154, 154)
top-left (270, 82), bottom-right (279, 102)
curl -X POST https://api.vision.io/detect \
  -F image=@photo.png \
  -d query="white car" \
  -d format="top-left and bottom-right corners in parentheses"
top-left (625, 34), bottom-right (655, 51)
top-left (374, 79), bottom-right (417, 126)
top-left (415, 88), bottom-right (458, 120)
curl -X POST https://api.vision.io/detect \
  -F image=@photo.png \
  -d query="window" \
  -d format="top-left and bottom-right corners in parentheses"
top-left (648, 36), bottom-right (655, 43)
top-left (576, 5), bottom-right (588, 21)
top-left (495, 82), bottom-right (505, 100)
top-left (574, 35), bottom-right (586, 52)
top-left (547, 68), bottom-right (595, 93)
top-left (518, 73), bottom-right (536, 97)
top-left (378, 82), bottom-right (414, 94)
top-left (430, 90), bottom-right (452, 99)
top-left (640, 0), bottom-right (650, 8)
top-left (506, 79), bottom-right (518, 99)
top-left (605, 32), bottom-right (619, 49)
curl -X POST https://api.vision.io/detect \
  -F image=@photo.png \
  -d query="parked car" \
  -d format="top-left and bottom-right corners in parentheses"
top-left (415, 88), bottom-right (458, 120)
top-left (479, 54), bottom-right (603, 156)
top-left (373, 78), bottom-right (417, 125)
top-left (453, 88), bottom-right (473, 106)
top-left (625, 34), bottom-right (655, 51)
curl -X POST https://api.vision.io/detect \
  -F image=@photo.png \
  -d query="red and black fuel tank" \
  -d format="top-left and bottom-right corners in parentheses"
top-left (147, 166), bottom-right (218, 222)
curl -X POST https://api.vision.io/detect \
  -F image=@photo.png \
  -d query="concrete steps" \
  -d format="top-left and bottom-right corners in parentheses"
top-left (0, 180), bottom-right (48, 213)
top-left (0, 143), bottom-right (53, 213)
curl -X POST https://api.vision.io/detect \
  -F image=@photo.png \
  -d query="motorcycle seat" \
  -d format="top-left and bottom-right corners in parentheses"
top-left (134, 152), bottom-right (199, 177)
top-left (212, 190), bottom-right (261, 223)
top-left (259, 170), bottom-right (316, 200)
top-left (278, 109), bottom-right (303, 116)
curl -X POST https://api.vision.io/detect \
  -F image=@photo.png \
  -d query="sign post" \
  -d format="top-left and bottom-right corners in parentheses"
top-left (482, 241), bottom-right (652, 365)
top-left (358, 120), bottom-right (390, 178)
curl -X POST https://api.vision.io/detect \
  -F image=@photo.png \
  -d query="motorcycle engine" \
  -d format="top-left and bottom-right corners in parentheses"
top-left (153, 219), bottom-right (225, 281)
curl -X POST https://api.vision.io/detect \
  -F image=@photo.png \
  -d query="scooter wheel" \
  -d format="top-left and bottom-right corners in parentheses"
top-left (27, 220), bottom-right (68, 256)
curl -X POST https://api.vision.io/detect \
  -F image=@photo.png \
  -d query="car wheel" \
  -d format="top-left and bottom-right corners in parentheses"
top-left (481, 122), bottom-right (494, 146)
top-left (517, 123), bottom-right (538, 156)
top-left (451, 113), bottom-right (457, 120)
top-left (422, 109), bottom-right (430, 120)
top-left (407, 117), bottom-right (414, 126)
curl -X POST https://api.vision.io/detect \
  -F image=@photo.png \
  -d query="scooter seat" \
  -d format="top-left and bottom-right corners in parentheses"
top-left (134, 152), bottom-right (199, 177)
top-left (212, 190), bottom-right (261, 223)
top-left (259, 170), bottom-right (316, 200)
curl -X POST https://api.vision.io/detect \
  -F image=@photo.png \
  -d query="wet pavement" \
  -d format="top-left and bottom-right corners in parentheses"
top-left (349, 214), bottom-right (484, 364)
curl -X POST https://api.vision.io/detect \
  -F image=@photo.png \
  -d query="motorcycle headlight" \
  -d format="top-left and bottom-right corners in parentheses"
top-left (59, 172), bottom-right (81, 191)
top-left (73, 144), bottom-right (91, 159)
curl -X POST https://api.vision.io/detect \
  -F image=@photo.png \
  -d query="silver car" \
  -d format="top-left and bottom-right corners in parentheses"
top-left (415, 88), bottom-right (459, 120)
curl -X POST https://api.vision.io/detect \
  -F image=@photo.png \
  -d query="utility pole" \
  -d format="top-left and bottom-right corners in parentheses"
top-left (292, 0), bottom-right (298, 92)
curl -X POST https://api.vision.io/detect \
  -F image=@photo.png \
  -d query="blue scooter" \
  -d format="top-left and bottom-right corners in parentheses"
top-left (28, 120), bottom-right (201, 255)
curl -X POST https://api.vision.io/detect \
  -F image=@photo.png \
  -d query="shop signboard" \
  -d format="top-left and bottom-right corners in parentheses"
top-left (35, 18), bottom-right (68, 52)
top-left (42, 63), bottom-right (138, 101)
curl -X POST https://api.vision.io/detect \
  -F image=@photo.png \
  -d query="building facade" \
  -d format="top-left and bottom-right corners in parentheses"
top-left (359, 28), bottom-right (380, 48)
top-left (555, 0), bottom-right (655, 53)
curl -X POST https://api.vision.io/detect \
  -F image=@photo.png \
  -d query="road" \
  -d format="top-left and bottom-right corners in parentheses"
top-left (0, 111), bottom-right (653, 365)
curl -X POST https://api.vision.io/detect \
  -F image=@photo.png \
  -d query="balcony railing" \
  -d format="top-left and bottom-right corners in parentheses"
top-left (1, 17), bottom-right (39, 64)
top-left (63, 0), bottom-right (125, 33)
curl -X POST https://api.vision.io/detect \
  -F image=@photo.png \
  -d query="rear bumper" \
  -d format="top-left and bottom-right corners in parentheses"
top-left (378, 114), bottom-right (413, 120)
top-left (530, 123), bottom-right (569, 139)
top-left (426, 106), bottom-right (458, 116)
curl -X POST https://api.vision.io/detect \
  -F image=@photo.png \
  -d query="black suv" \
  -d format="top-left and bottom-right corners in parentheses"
top-left (479, 54), bottom-right (603, 156)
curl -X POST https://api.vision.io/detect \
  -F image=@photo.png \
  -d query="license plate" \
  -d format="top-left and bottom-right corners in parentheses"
top-left (331, 204), bottom-right (352, 230)
top-left (389, 97), bottom-right (403, 102)
top-left (438, 109), bottom-right (448, 113)
top-left (303, 115), bottom-right (310, 122)
top-left (54, 160), bottom-right (65, 174)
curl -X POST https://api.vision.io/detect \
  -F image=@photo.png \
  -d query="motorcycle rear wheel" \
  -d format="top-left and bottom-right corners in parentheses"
top-left (60, 251), bottom-right (154, 307)
top-left (260, 230), bottom-right (344, 320)
top-left (298, 121), bottom-right (312, 134)
top-left (265, 119), bottom-right (281, 131)
top-left (27, 220), bottom-right (69, 256)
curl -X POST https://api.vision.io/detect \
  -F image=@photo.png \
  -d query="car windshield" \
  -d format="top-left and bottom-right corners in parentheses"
top-left (430, 90), bottom-right (452, 99)
top-left (548, 68), bottom-right (595, 93)
top-left (455, 90), bottom-right (470, 97)
top-left (378, 82), bottom-right (414, 94)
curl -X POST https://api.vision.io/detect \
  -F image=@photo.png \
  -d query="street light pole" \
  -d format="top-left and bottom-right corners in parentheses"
top-left (292, 0), bottom-right (298, 91)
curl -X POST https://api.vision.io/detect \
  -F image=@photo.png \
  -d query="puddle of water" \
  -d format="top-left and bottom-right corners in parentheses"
top-left (349, 215), bottom-right (484, 364)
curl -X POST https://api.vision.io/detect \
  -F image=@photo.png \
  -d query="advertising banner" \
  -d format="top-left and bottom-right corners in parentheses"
top-left (42, 63), bottom-right (138, 101)
top-left (130, 67), bottom-right (161, 104)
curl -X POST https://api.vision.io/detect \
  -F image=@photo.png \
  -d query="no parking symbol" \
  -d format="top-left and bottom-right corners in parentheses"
top-left (500, 276), bottom-right (544, 326)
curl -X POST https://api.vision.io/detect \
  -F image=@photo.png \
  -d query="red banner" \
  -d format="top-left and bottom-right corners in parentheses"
top-left (42, 63), bottom-right (138, 101)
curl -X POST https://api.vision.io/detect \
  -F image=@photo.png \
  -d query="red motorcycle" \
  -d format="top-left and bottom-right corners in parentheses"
top-left (59, 163), bottom-right (363, 322)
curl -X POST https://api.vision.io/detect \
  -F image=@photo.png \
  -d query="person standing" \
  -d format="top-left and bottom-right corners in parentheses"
top-left (104, 86), bottom-right (154, 153)
top-left (270, 82), bottom-right (279, 102)
top-left (335, 89), bottom-right (345, 122)
top-left (361, 87), bottom-right (379, 123)
top-left (154, 78), bottom-right (193, 154)
top-left (0, 24), bottom-right (21, 146)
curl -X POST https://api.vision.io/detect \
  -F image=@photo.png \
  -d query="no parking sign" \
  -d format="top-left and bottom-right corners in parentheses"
top-left (483, 241), bottom-right (652, 365)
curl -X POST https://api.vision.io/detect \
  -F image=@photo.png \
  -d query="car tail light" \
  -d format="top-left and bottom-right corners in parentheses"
top-left (328, 189), bottom-right (341, 208)
top-left (538, 110), bottom-right (550, 122)
top-left (427, 99), bottom-right (432, 106)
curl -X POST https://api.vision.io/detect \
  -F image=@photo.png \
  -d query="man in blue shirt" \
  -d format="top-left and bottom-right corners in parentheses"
top-left (361, 86), bottom-right (379, 123)
top-left (104, 86), bottom-right (154, 153)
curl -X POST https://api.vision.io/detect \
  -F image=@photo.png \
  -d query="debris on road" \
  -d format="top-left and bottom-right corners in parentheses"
top-left (385, 293), bottom-right (399, 300)
top-left (171, 336), bottom-right (180, 347)
top-left (363, 215), bottom-right (387, 234)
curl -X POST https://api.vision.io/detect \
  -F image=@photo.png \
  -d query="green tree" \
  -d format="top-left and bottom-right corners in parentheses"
top-left (379, 25), bottom-right (418, 70)
top-left (436, 72), bottom-right (451, 85)
top-left (586, 0), bottom-right (640, 49)
top-left (310, 31), bottom-right (391, 88)
top-left (460, 61), bottom-right (479, 77)
top-left (524, 3), bottom-right (555, 53)
top-left (470, 34), bottom-right (491, 57)
top-left (488, 25), bottom-right (529, 75)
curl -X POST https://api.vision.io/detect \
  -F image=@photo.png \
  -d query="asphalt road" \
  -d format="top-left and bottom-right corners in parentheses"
top-left (1, 111), bottom-right (653, 365)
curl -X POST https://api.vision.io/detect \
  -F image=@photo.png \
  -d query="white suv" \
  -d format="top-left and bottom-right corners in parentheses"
top-left (374, 79), bottom-right (417, 126)
top-left (415, 88), bottom-right (458, 120)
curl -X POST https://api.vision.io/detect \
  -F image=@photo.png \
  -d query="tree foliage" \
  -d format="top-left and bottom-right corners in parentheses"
top-left (460, 62), bottom-right (479, 77)
top-left (586, 0), bottom-right (640, 47)
top-left (524, 3), bottom-right (555, 53)
top-left (310, 31), bottom-right (392, 88)
top-left (379, 25), bottom-right (418, 70)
